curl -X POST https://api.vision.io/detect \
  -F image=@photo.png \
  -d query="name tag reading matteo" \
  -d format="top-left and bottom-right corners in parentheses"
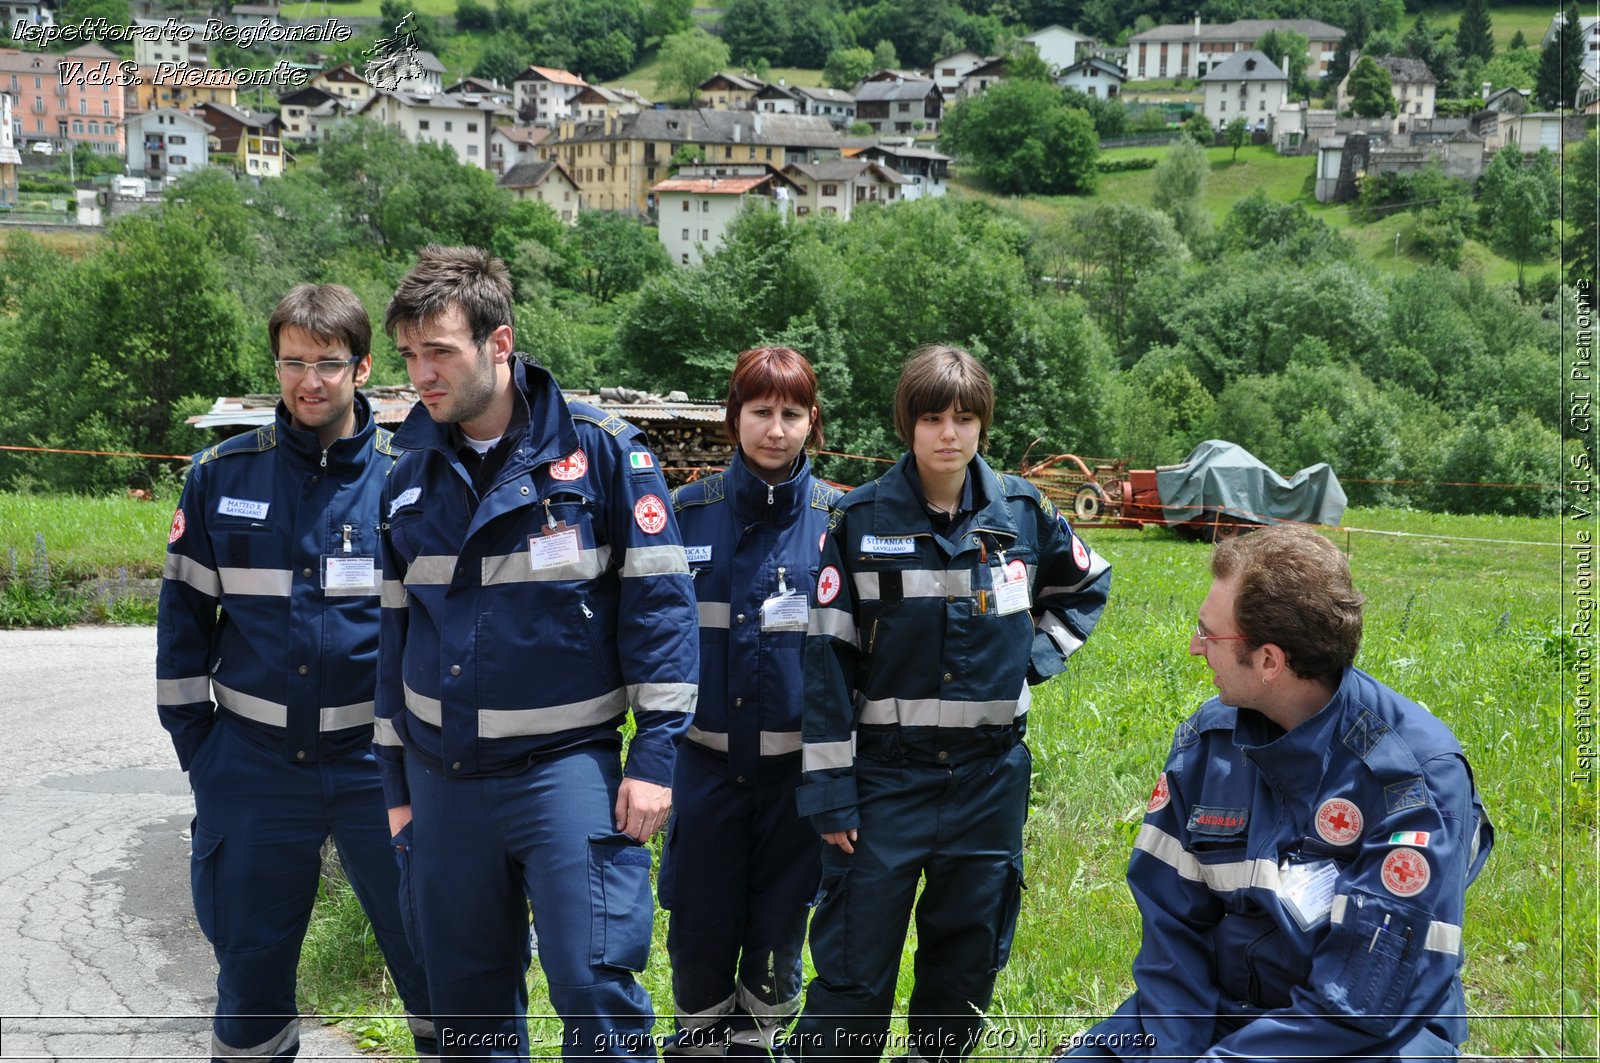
top-left (324, 556), bottom-right (376, 592)
top-left (528, 526), bottom-right (581, 571)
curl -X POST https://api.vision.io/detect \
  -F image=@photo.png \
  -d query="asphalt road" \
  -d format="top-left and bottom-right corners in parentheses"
top-left (0, 626), bottom-right (365, 1061)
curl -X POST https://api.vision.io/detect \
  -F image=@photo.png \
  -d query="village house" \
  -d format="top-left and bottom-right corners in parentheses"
top-left (697, 71), bottom-right (765, 109)
top-left (490, 123), bottom-right (549, 176)
top-left (1336, 55), bottom-right (1435, 134)
top-left (1056, 56), bottom-right (1125, 98)
top-left (651, 164), bottom-right (801, 266)
top-left (128, 65), bottom-right (239, 116)
top-left (444, 76), bottom-right (513, 108)
top-left (123, 107), bottom-right (211, 181)
top-left (852, 77), bottom-right (941, 134)
top-left (929, 49), bottom-right (984, 99)
top-left (498, 159), bottom-right (581, 221)
top-left (753, 82), bottom-right (800, 113)
top-left (541, 108), bottom-right (840, 215)
top-left (0, 44), bottom-right (124, 154)
top-left (781, 157), bottom-right (906, 218)
top-left (311, 65), bottom-right (375, 108)
top-left (513, 65), bottom-right (587, 127)
top-left (1201, 51), bottom-right (1288, 131)
top-left (956, 57), bottom-right (1008, 100)
top-left (1127, 17), bottom-right (1343, 80)
top-left (1018, 24), bottom-right (1096, 73)
top-left (858, 141), bottom-right (949, 198)
top-left (355, 89), bottom-right (498, 168)
top-left (572, 84), bottom-right (650, 123)
top-left (791, 85), bottom-right (855, 125)
top-left (131, 18), bottom-right (209, 69)
top-left (276, 84), bottom-right (337, 140)
top-left (196, 101), bottom-right (282, 177)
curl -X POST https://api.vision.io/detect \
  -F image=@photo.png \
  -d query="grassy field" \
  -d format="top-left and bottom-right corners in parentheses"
top-left (606, 59), bottom-right (826, 104)
top-left (954, 142), bottom-right (1544, 285)
top-left (285, 505), bottom-right (1588, 1059)
top-left (1420, 3), bottom-right (1557, 51)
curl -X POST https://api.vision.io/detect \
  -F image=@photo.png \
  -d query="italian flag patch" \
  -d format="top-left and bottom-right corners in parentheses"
top-left (629, 451), bottom-right (654, 470)
top-left (1388, 831), bottom-right (1430, 847)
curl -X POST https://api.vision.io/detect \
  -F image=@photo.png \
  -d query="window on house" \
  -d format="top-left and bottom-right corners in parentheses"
top-left (172, 154), bottom-right (187, 164)
top-left (88, 121), bottom-right (97, 133)
top-left (822, 183), bottom-right (836, 195)
top-left (170, 134), bottom-right (185, 143)
top-left (71, 119), bottom-right (81, 132)
top-left (468, 122), bottom-right (477, 132)
top-left (701, 200), bottom-right (710, 212)
top-left (102, 100), bottom-right (110, 115)
top-left (468, 144), bottom-right (478, 155)
top-left (1259, 100), bottom-right (1265, 110)
top-left (1220, 100), bottom-right (1227, 110)
top-left (418, 119), bottom-right (429, 129)
top-left (701, 229), bottom-right (708, 240)
top-left (445, 121), bottom-right (453, 131)
top-left (682, 228), bottom-right (689, 239)
top-left (681, 253), bottom-right (689, 263)
top-left (78, 99), bottom-right (86, 113)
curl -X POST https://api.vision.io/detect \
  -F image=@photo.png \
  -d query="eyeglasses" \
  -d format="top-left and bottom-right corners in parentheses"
top-left (1194, 624), bottom-right (1254, 644)
top-left (275, 356), bottom-right (359, 381)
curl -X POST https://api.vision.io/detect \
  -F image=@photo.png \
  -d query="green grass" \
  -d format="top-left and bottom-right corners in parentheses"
top-left (1420, 4), bottom-right (1557, 51)
top-left (0, 491), bottom-right (172, 581)
top-left (296, 505), bottom-right (1589, 1059)
top-left (605, 57), bottom-right (826, 104)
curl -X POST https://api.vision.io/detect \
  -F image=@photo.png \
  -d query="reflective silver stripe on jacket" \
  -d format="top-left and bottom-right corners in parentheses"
top-left (1039, 546), bottom-right (1111, 597)
top-left (403, 681), bottom-right (444, 725)
top-left (697, 601), bottom-right (731, 629)
top-left (214, 680), bottom-right (374, 731)
top-left (1134, 822), bottom-right (1280, 894)
top-left (380, 578), bottom-right (408, 608)
top-left (623, 544), bottom-right (689, 578)
top-left (630, 681), bottom-right (697, 715)
top-left (802, 737), bottom-right (855, 772)
top-left (404, 555), bottom-right (456, 586)
top-left (1039, 613), bottom-right (1085, 658)
top-left (481, 545), bottom-right (609, 584)
top-left (163, 552), bottom-right (220, 597)
top-left (687, 725), bottom-right (803, 756)
top-left (373, 715), bottom-right (403, 748)
top-left (479, 687), bottom-right (629, 738)
top-left (217, 566), bottom-right (293, 597)
top-left (1329, 894), bottom-right (1462, 954)
top-left (853, 568), bottom-right (972, 601)
top-left (856, 685), bottom-right (1031, 728)
top-left (807, 607), bottom-right (857, 646)
top-left (157, 675), bottom-right (212, 704)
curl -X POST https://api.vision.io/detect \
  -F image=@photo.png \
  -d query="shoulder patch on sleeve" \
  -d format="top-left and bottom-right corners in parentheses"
top-left (1038, 493), bottom-right (1058, 519)
top-left (811, 480), bottom-right (842, 511)
top-left (1000, 472), bottom-right (1043, 502)
top-left (198, 424), bottom-right (276, 464)
top-left (1342, 708), bottom-right (1391, 761)
top-left (568, 400), bottom-right (636, 439)
top-left (672, 473), bottom-right (724, 512)
top-left (374, 428), bottom-right (397, 457)
top-left (1383, 776), bottom-right (1430, 815)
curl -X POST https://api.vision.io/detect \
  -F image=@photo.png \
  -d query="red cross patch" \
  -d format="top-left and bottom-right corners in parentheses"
top-left (816, 565), bottom-right (842, 605)
top-left (1381, 847), bottom-right (1430, 897)
top-left (1314, 797), bottom-right (1363, 846)
top-left (1146, 772), bottom-right (1170, 813)
top-left (168, 507), bottom-right (186, 544)
top-left (1071, 534), bottom-right (1089, 570)
top-left (633, 494), bottom-right (667, 535)
top-left (550, 448), bottom-right (587, 481)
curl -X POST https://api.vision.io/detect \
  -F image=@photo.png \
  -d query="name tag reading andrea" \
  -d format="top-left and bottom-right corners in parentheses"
top-left (528, 527), bottom-right (582, 571)
top-left (324, 556), bottom-right (376, 592)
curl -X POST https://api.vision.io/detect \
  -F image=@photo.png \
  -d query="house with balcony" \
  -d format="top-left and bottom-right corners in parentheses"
top-left (124, 107), bottom-right (211, 180)
top-left (129, 65), bottom-right (239, 116)
top-left (197, 101), bottom-right (281, 177)
top-left (490, 122), bottom-right (549, 175)
top-left (356, 89), bottom-right (495, 168)
top-left (132, 18), bottom-right (209, 69)
top-left (512, 64), bottom-right (586, 127)
top-left (791, 85), bottom-right (855, 125)
top-left (781, 157), bottom-right (906, 218)
top-left (0, 44), bottom-right (124, 154)
top-left (311, 64), bottom-right (374, 107)
top-left (697, 71), bottom-right (765, 109)
top-left (1128, 17), bottom-right (1343, 80)
top-left (852, 77), bottom-right (941, 134)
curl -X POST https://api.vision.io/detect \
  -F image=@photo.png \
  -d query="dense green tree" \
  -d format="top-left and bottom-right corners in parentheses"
top-left (1536, 4), bottom-right (1585, 108)
top-left (785, 0), bottom-right (847, 67)
top-left (1566, 134), bottom-right (1599, 285)
top-left (378, 0), bottom-right (442, 57)
top-left (1005, 47), bottom-right (1052, 83)
top-left (456, 0), bottom-right (494, 31)
top-left (824, 47), bottom-right (874, 89)
top-left (570, 211), bottom-right (671, 303)
top-left (720, 0), bottom-right (793, 65)
top-left (1401, 14), bottom-right (1459, 87)
top-left (1151, 137), bottom-right (1211, 251)
top-left (1455, 0), bottom-right (1493, 63)
top-left (1064, 203), bottom-right (1188, 359)
top-left (1509, 30), bottom-right (1528, 50)
top-left (939, 80), bottom-right (1099, 195)
top-left (657, 28), bottom-right (731, 102)
top-left (1346, 55), bottom-right (1395, 116)
top-left (1253, 28), bottom-right (1312, 96)
top-left (1220, 189), bottom-right (1353, 261)
top-left (1223, 116), bottom-right (1249, 160)
top-left (871, 38), bottom-right (900, 69)
top-left (1481, 48), bottom-right (1540, 94)
top-left (1492, 170), bottom-right (1555, 295)
top-left (472, 33), bottom-right (528, 85)
top-left (1060, 88), bottom-right (1127, 137)
top-left (543, 0), bottom-right (644, 80)
top-left (644, 0), bottom-right (694, 42)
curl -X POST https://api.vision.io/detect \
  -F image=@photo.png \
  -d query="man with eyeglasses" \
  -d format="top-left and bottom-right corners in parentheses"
top-left (157, 284), bottom-right (436, 1062)
top-left (1066, 523), bottom-right (1493, 1063)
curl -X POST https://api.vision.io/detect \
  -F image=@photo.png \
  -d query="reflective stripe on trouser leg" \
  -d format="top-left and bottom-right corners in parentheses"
top-left (212, 1017), bottom-right (298, 1062)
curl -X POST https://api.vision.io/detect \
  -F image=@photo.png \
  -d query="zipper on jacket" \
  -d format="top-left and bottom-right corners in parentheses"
top-left (767, 482), bottom-right (775, 506)
top-left (580, 601), bottom-right (594, 619)
top-left (320, 447), bottom-right (329, 469)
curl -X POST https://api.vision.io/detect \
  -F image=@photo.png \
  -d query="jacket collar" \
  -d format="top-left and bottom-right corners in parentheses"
top-left (728, 449), bottom-right (809, 524)
top-left (274, 390), bottom-right (376, 473)
top-left (872, 452), bottom-right (1020, 541)
top-left (393, 357), bottom-right (579, 477)
top-left (1236, 666), bottom-right (1359, 801)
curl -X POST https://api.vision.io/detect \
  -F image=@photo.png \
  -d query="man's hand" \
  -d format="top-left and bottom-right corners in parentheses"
top-left (822, 829), bottom-right (857, 855)
top-left (388, 804), bottom-right (412, 839)
top-left (615, 779), bottom-right (671, 842)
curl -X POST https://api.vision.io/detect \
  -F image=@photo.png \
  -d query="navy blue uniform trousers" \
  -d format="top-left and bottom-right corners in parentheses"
top-left (791, 741), bottom-right (1031, 1063)
top-left (189, 714), bottom-right (433, 1061)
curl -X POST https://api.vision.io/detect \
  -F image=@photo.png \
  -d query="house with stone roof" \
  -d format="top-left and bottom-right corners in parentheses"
top-left (1201, 50), bottom-right (1288, 130)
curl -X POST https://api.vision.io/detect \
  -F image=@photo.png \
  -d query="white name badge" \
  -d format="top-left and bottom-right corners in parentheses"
top-left (218, 496), bottom-right (270, 521)
top-left (1278, 858), bottom-right (1339, 931)
top-left (993, 568), bottom-right (1031, 616)
top-left (761, 592), bottom-right (809, 632)
top-left (861, 534), bottom-right (916, 555)
top-left (324, 555), bottom-right (376, 592)
top-left (388, 486), bottom-right (421, 517)
top-left (686, 545), bottom-right (713, 564)
top-left (528, 528), bottom-right (582, 571)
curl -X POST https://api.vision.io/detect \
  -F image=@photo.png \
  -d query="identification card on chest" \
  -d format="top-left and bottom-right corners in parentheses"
top-left (1277, 857), bottom-right (1339, 931)
top-left (324, 523), bottom-right (375, 591)
top-left (992, 554), bottom-right (1031, 616)
top-left (528, 522), bottom-right (582, 572)
top-left (761, 565), bottom-right (809, 632)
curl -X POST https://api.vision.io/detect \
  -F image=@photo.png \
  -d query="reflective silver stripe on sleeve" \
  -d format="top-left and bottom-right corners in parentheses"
top-left (622, 544), bottom-right (690, 578)
top-left (403, 681), bottom-right (443, 726)
top-left (404, 555), bottom-right (457, 586)
top-left (381, 578), bottom-right (408, 608)
top-left (1329, 894), bottom-right (1462, 954)
top-left (213, 681), bottom-right (373, 731)
top-left (373, 716), bottom-right (403, 747)
top-left (1040, 547), bottom-right (1112, 597)
top-left (698, 601), bottom-right (731, 629)
top-left (157, 675), bottom-right (212, 704)
top-left (1039, 613), bottom-right (1085, 658)
top-left (688, 726), bottom-right (803, 756)
top-left (213, 1017), bottom-right (299, 1061)
top-left (853, 568), bottom-right (972, 601)
top-left (217, 567), bottom-right (293, 597)
top-left (1132, 822), bottom-right (1280, 894)
top-left (481, 545), bottom-right (608, 584)
top-left (479, 687), bottom-right (629, 738)
top-left (802, 738), bottom-right (856, 772)
top-left (857, 696), bottom-right (1023, 728)
top-left (163, 552), bottom-right (221, 597)
top-left (628, 681), bottom-right (697, 714)
top-left (807, 606), bottom-right (857, 646)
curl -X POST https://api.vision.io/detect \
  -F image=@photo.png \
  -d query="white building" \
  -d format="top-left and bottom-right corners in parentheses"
top-left (498, 159), bottom-right (581, 221)
top-left (513, 65), bottom-right (587, 127)
top-left (0, 92), bottom-right (18, 206)
top-left (1018, 25), bottom-right (1096, 74)
top-left (929, 49), bottom-right (984, 98)
top-left (1336, 55), bottom-right (1435, 134)
top-left (792, 85), bottom-right (855, 125)
top-left (1202, 50), bottom-right (1288, 130)
top-left (357, 90), bottom-right (495, 168)
top-left (1127, 17), bottom-right (1344, 81)
top-left (490, 123), bottom-right (549, 176)
top-left (651, 167), bottom-right (799, 266)
top-left (1057, 56), bottom-right (1125, 98)
top-left (132, 18), bottom-right (208, 69)
top-left (123, 107), bottom-right (210, 180)
top-left (782, 158), bottom-right (906, 219)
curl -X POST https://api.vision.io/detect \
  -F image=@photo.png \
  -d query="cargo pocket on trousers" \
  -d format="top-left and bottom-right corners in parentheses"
top-left (589, 836), bottom-right (654, 972)
top-left (392, 821), bottom-right (421, 957)
top-left (989, 855), bottom-right (1026, 974)
top-left (190, 822), bottom-right (225, 947)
